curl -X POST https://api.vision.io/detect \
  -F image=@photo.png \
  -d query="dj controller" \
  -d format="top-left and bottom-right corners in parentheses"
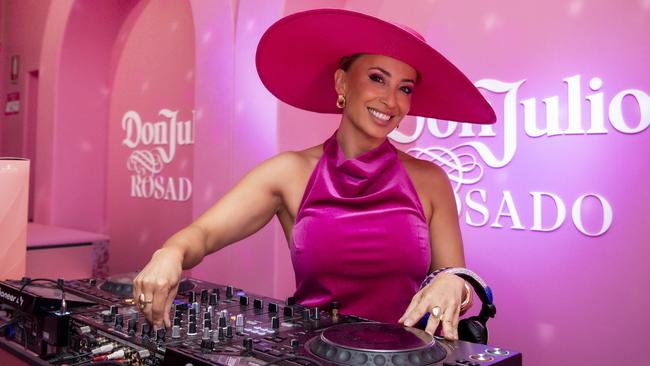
top-left (0, 274), bottom-right (522, 366)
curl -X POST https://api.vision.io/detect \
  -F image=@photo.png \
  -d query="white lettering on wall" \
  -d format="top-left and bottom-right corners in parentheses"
top-left (390, 74), bottom-right (648, 237)
top-left (122, 109), bottom-right (194, 201)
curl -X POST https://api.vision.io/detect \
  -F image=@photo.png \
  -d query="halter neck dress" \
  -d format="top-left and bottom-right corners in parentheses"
top-left (291, 133), bottom-right (431, 323)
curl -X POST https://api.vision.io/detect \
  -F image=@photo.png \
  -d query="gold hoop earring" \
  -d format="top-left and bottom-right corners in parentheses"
top-left (336, 94), bottom-right (346, 109)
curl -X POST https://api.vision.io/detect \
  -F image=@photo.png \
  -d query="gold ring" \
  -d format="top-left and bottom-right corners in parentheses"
top-left (139, 293), bottom-right (153, 304)
top-left (431, 306), bottom-right (442, 319)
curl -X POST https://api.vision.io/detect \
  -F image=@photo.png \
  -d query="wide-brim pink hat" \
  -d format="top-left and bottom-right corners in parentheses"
top-left (256, 8), bottom-right (495, 124)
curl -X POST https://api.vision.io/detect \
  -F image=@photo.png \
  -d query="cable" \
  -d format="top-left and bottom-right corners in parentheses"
top-left (260, 355), bottom-right (324, 366)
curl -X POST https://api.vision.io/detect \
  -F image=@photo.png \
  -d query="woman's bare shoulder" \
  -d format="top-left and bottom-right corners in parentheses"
top-left (272, 144), bottom-right (324, 171)
top-left (397, 150), bottom-right (449, 185)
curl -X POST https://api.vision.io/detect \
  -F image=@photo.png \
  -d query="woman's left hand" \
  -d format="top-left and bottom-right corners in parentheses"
top-left (398, 272), bottom-right (465, 340)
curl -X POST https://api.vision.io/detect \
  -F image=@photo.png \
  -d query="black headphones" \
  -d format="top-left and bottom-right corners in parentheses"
top-left (417, 268), bottom-right (496, 345)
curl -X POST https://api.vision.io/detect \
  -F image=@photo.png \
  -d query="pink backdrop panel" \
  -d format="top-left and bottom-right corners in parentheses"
top-left (106, 0), bottom-right (196, 274)
top-left (274, 1), bottom-right (650, 365)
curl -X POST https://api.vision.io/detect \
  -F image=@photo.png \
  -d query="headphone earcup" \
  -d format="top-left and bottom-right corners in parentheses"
top-left (458, 316), bottom-right (488, 344)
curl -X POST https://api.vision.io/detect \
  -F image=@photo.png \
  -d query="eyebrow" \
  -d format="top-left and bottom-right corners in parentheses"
top-left (369, 67), bottom-right (416, 84)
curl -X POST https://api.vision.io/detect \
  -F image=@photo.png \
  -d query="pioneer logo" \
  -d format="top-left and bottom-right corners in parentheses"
top-left (0, 287), bottom-right (23, 306)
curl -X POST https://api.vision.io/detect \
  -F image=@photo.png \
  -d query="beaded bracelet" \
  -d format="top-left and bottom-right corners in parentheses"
top-left (420, 267), bottom-right (481, 312)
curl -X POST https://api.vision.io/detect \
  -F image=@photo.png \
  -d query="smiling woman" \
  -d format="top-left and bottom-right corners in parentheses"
top-left (133, 8), bottom-right (495, 341)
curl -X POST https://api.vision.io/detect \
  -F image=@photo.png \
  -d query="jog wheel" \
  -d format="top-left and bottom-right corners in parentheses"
top-left (306, 322), bottom-right (446, 365)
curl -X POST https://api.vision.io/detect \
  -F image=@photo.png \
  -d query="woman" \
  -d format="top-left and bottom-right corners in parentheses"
top-left (133, 9), bottom-right (495, 341)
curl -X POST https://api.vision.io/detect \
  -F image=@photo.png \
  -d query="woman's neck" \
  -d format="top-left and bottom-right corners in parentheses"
top-left (336, 120), bottom-right (386, 159)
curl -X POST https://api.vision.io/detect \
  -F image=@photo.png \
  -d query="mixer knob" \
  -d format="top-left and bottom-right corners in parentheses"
top-left (268, 302), bottom-right (279, 313)
top-left (141, 322), bottom-right (151, 337)
top-left (209, 292), bottom-right (218, 305)
top-left (200, 338), bottom-right (212, 350)
top-left (202, 327), bottom-right (211, 340)
top-left (203, 311), bottom-right (211, 321)
top-left (254, 298), bottom-right (263, 310)
top-left (243, 338), bottom-right (253, 353)
top-left (189, 314), bottom-right (197, 324)
top-left (200, 289), bottom-right (209, 304)
top-left (173, 316), bottom-right (181, 327)
top-left (127, 318), bottom-right (136, 335)
top-left (188, 306), bottom-right (196, 316)
top-left (101, 310), bottom-right (113, 323)
top-left (175, 309), bottom-right (183, 319)
top-left (109, 305), bottom-right (118, 315)
top-left (313, 307), bottom-right (320, 320)
top-left (156, 328), bottom-right (166, 342)
top-left (188, 321), bottom-right (197, 335)
top-left (235, 314), bottom-right (245, 328)
top-left (203, 318), bottom-right (212, 331)
top-left (240, 295), bottom-right (249, 306)
top-left (114, 314), bottom-right (123, 329)
top-left (192, 302), bottom-right (200, 314)
top-left (291, 339), bottom-right (299, 349)
top-left (226, 286), bottom-right (234, 299)
top-left (226, 325), bottom-right (233, 338)
top-left (188, 291), bottom-right (196, 303)
top-left (218, 327), bottom-right (226, 340)
top-left (218, 315), bottom-right (227, 328)
top-left (302, 309), bottom-right (310, 320)
top-left (172, 325), bottom-right (181, 339)
top-left (88, 278), bottom-right (97, 286)
top-left (271, 316), bottom-right (280, 330)
top-left (284, 306), bottom-right (294, 318)
top-left (206, 305), bottom-right (214, 318)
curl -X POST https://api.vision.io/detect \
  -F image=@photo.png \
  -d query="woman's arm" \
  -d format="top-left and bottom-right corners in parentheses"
top-left (133, 152), bottom-right (304, 328)
top-left (399, 161), bottom-right (467, 339)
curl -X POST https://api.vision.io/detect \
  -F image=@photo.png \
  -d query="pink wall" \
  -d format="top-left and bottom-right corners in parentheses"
top-left (106, 0), bottom-right (195, 274)
top-left (1, 1), bottom-right (648, 365)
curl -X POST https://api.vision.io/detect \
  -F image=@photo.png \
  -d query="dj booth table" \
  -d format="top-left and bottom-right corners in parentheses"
top-left (0, 275), bottom-right (522, 366)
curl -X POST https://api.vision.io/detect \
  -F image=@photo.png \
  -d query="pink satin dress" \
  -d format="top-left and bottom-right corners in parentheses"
top-left (291, 133), bottom-right (431, 323)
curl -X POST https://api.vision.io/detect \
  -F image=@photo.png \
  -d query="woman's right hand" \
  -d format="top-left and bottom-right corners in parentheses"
top-left (132, 247), bottom-right (184, 328)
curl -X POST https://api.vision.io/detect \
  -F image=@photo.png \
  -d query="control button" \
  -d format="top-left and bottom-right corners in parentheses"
top-left (243, 338), bottom-right (253, 352)
top-left (203, 318), bottom-right (212, 331)
top-left (200, 289), bottom-right (209, 304)
top-left (113, 314), bottom-right (123, 329)
top-left (156, 328), bottom-right (166, 342)
top-left (202, 327), bottom-right (210, 340)
top-left (173, 317), bottom-right (181, 327)
top-left (141, 322), bottom-right (151, 337)
top-left (218, 315), bottom-right (227, 328)
top-left (235, 314), bottom-right (245, 328)
top-left (240, 295), bottom-right (249, 306)
top-left (373, 354), bottom-right (386, 365)
top-left (286, 296), bottom-right (296, 306)
top-left (408, 353), bottom-right (420, 364)
top-left (290, 338), bottom-right (299, 349)
top-left (391, 355), bottom-right (406, 366)
top-left (268, 349), bottom-right (283, 357)
top-left (218, 327), bottom-right (226, 340)
top-left (188, 291), bottom-right (196, 303)
top-left (226, 325), bottom-right (233, 338)
top-left (187, 321), bottom-right (197, 335)
top-left (271, 316), bottom-right (280, 329)
top-left (469, 354), bottom-right (495, 362)
top-left (302, 309), bottom-right (311, 320)
top-left (284, 306), bottom-right (294, 318)
top-left (226, 286), bottom-right (234, 299)
top-left (109, 305), bottom-right (118, 315)
top-left (127, 318), bottom-right (136, 333)
top-left (312, 307), bottom-right (320, 320)
top-left (486, 347), bottom-right (510, 356)
top-left (188, 314), bottom-right (197, 324)
top-left (254, 298), bottom-right (264, 309)
top-left (200, 338), bottom-right (211, 349)
top-left (209, 292), bottom-right (218, 306)
top-left (169, 324), bottom-right (179, 339)
top-left (268, 302), bottom-right (279, 313)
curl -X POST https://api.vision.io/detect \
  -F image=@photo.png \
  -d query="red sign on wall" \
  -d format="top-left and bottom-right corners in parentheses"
top-left (5, 92), bottom-right (20, 115)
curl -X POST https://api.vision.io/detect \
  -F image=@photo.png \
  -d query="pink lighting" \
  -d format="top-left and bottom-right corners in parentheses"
top-left (0, 1), bottom-right (647, 365)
